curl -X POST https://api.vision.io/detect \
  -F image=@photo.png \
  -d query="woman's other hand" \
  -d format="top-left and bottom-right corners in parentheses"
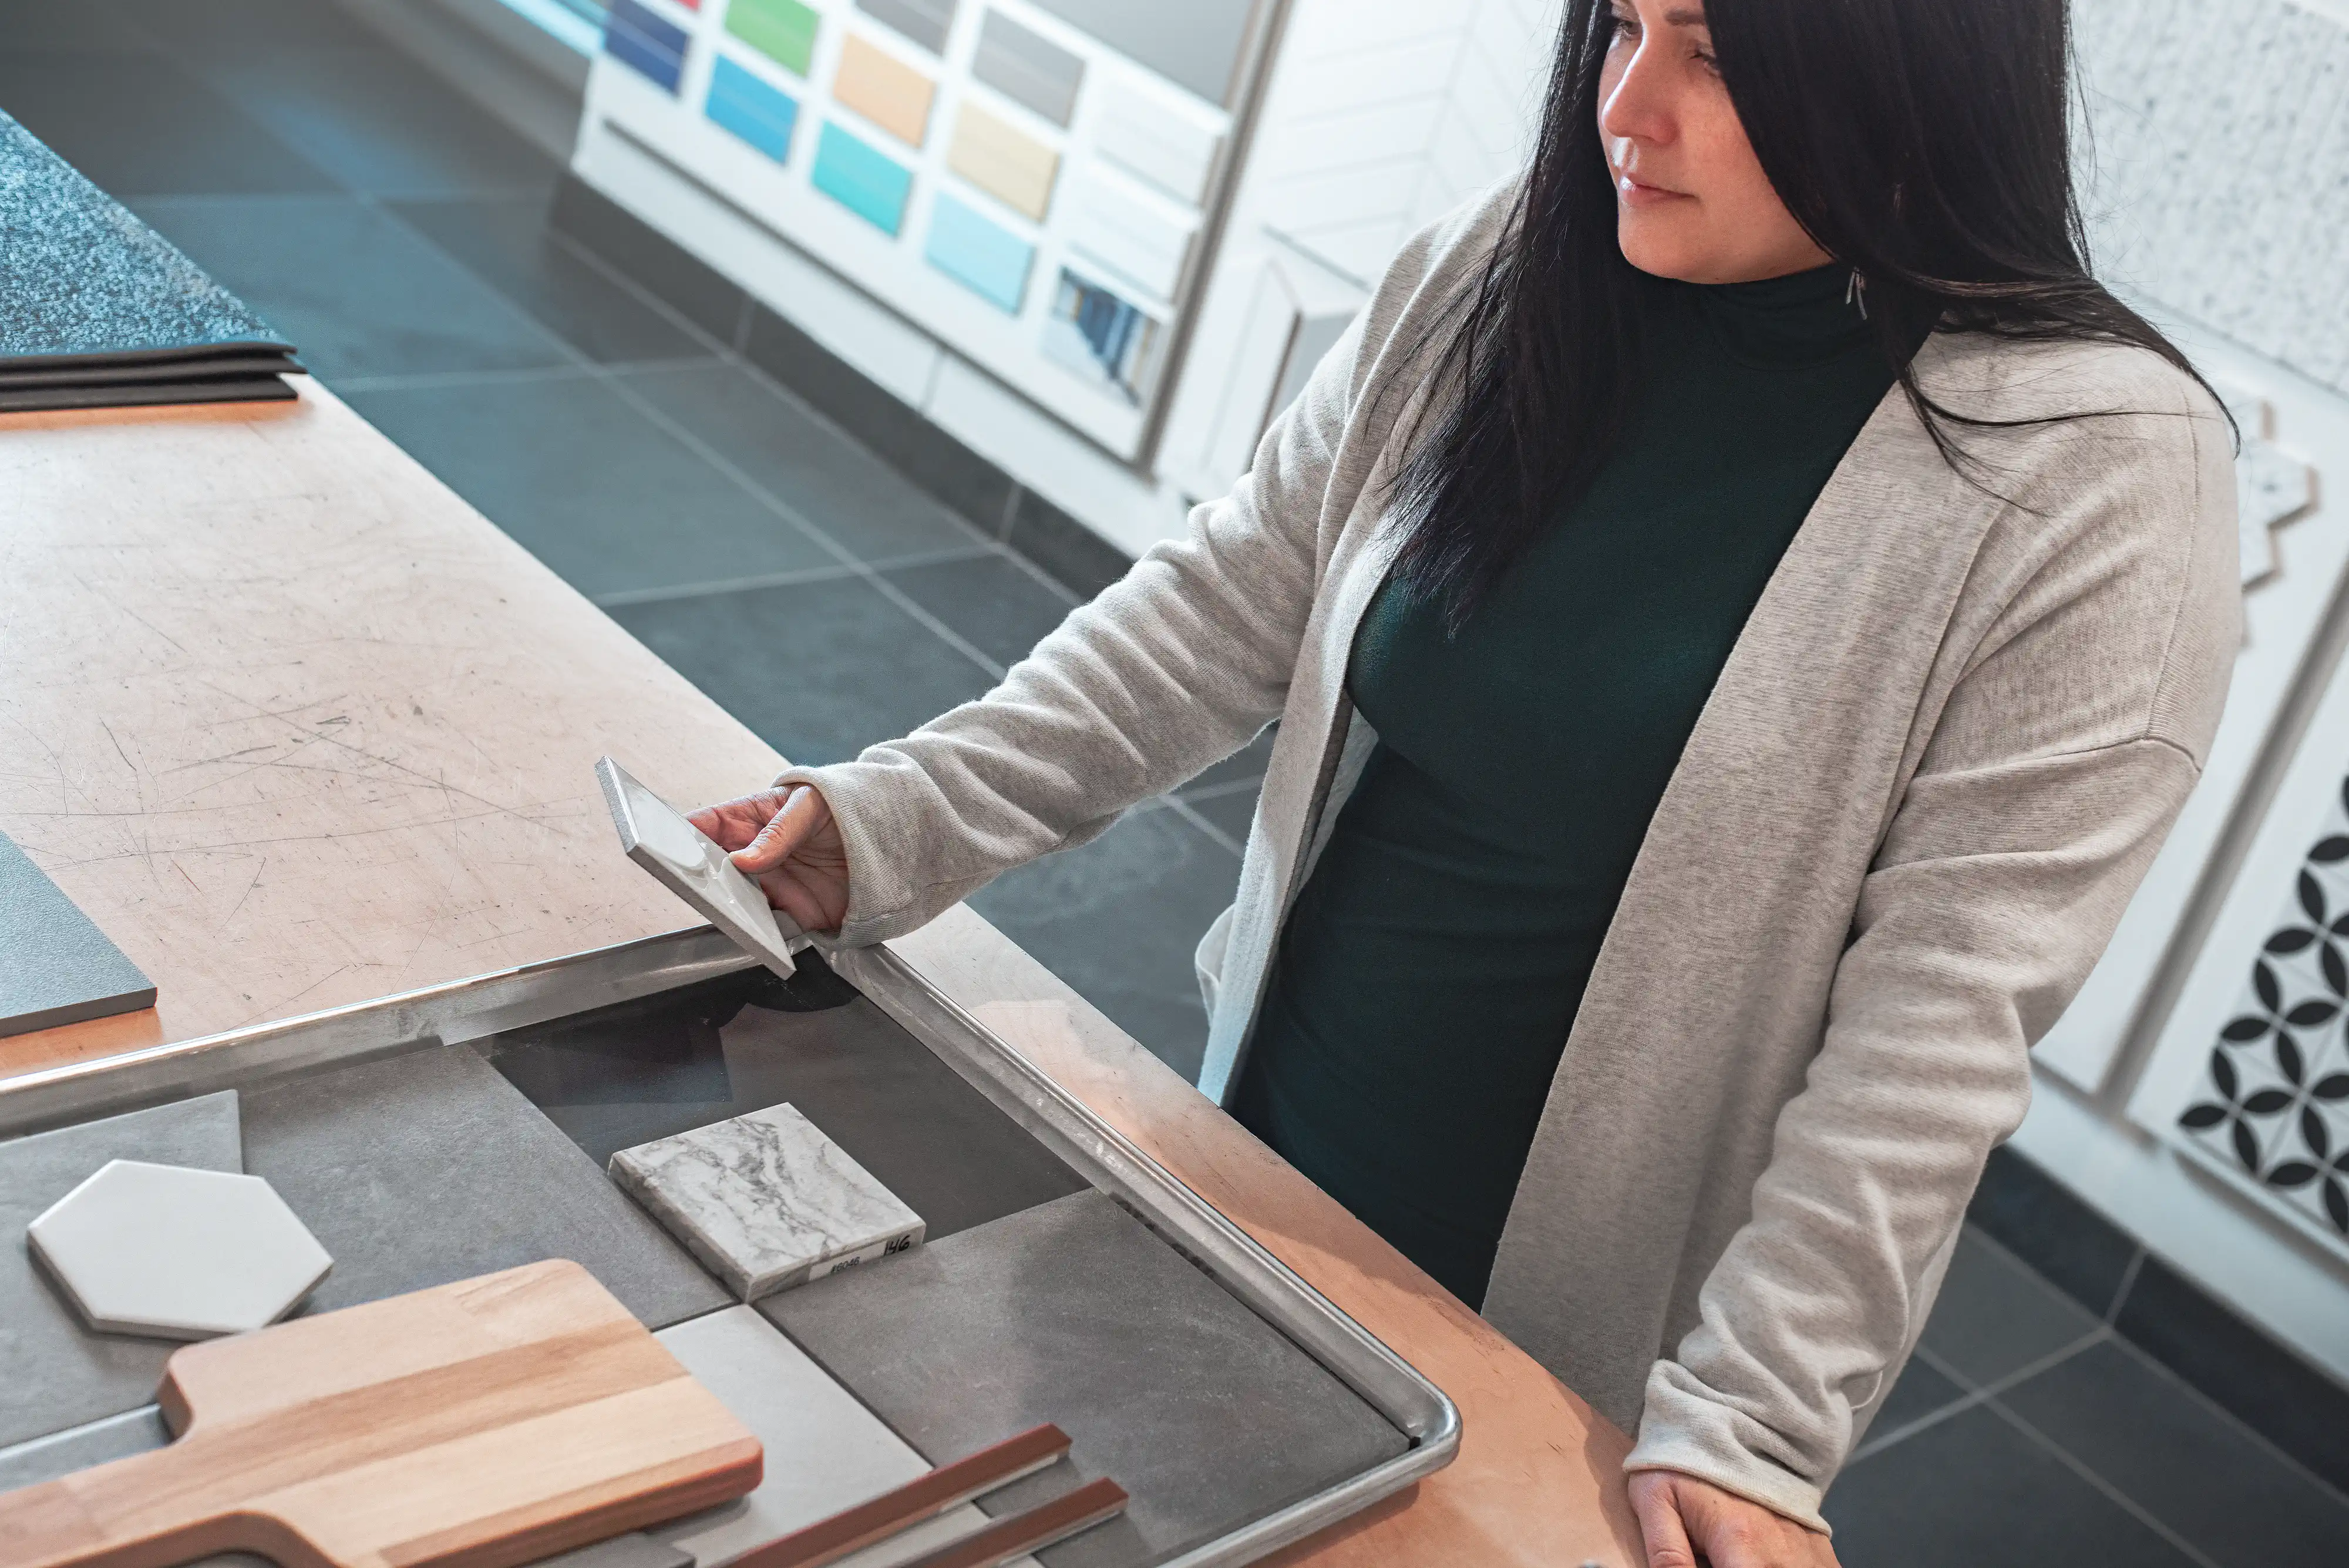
top-left (1627, 1471), bottom-right (1839, 1568)
top-left (689, 785), bottom-right (850, 936)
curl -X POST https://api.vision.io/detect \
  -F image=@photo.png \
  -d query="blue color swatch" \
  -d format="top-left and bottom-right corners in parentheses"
top-left (812, 122), bottom-right (914, 236)
top-left (924, 193), bottom-right (1033, 313)
top-left (705, 56), bottom-right (800, 161)
top-left (605, 0), bottom-right (689, 95)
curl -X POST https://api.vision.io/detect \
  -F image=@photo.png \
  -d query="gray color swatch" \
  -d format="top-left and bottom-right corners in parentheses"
top-left (239, 1041), bottom-right (729, 1328)
top-left (1, 830), bottom-right (157, 1039)
top-left (529, 1535), bottom-right (694, 1568)
top-left (1027, 0), bottom-right (1256, 106)
top-left (857, 0), bottom-right (956, 55)
top-left (0, 1093), bottom-right (241, 1448)
top-left (972, 10), bottom-right (1083, 127)
top-left (763, 1191), bottom-right (1409, 1566)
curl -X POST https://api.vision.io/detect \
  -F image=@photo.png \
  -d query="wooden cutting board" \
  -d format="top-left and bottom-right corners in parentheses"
top-left (0, 1259), bottom-right (763, 1568)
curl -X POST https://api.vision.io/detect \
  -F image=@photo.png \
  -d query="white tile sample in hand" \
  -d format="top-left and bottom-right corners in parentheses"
top-left (29, 1159), bottom-right (332, 1340)
top-left (651, 1305), bottom-right (1034, 1568)
top-left (598, 756), bottom-right (802, 981)
top-left (611, 1104), bottom-right (924, 1301)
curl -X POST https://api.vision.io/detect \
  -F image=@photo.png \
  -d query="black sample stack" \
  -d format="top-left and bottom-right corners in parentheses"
top-left (0, 109), bottom-right (299, 412)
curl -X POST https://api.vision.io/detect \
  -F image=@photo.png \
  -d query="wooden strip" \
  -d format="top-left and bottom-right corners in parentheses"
top-left (896, 1478), bottom-right (1128, 1568)
top-left (734, 1425), bottom-right (1071, 1568)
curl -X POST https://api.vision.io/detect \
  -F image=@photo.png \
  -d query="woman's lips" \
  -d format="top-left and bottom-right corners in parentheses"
top-left (1614, 170), bottom-right (1690, 207)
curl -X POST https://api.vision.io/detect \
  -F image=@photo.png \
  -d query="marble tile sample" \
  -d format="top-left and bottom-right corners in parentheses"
top-left (30, 1159), bottom-right (332, 1338)
top-left (1, 829), bottom-right (156, 1038)
top-left (613, 1103), bottom-right (924, 1301)
top-left (0, 1405), bottom-right (168, 1493)
top-left (947, 102), bottom-right (1058, 221)
top-left (239, 1040), bottom-right (731, 1329)
top-left (764, 1191), bottom-right (1409, 1567)
top-left (834, 33), bottom-right (937, 149)
top-left (600, 758), bottom-right (801, 983)
top-left (0, 1092), bottom-right (242, 1447)
top-left (651, 1305), bottom-right (1035, 1567)
top-left (480, 967), bottom-right (1089, 1235)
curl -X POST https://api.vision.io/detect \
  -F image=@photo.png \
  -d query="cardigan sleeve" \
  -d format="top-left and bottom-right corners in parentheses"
top-left (770, 190), bottom-right (1508, 948)
top-left (1624, 371), bottom-right (2240, 1529)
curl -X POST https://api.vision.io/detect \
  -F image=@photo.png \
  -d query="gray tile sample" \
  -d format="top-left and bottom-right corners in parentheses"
top-left (762, 1191), bottom-right (1409, 1567)
top-left (1027, 0), bottom-right (1255, 106)
top-left (529, 1535), bottom-right (694, 1568)
top-left (0, 831), bottom-right (156, 1038)
top-left (971, 10), bottom-right (1083, 126)
top-left (612, 1105), bottom-right (923, 1301)
top-left (483, 969), bottom-right (1088, 1239)
top-left (651, 1305), bottom-right (1023, 1567)
top-left (238, 1040), bottom-right (729, 1328)
top-left (0, 1405), bottom-right (168, 1493)
top-left (0, 1093), bottom-right (241, 1448)
top-left (30, 1160), bottom-right (332, 1339)
top-left (858, 0), bottom-right (956, 55)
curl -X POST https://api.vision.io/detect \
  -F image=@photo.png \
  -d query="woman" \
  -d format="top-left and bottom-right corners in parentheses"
top-left (693, 0), bottom-right (2237, 1562)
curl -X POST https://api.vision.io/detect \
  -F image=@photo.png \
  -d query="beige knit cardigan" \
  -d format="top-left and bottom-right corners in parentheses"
top-left (782, 183), bottom-right (2240, 1527)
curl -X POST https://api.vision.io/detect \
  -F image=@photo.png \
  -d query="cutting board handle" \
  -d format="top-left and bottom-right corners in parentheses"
top-left (0, 1435), bottom-right (327, 1568)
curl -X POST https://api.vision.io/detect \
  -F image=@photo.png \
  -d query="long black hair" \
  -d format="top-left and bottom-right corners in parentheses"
top-left (1385, 0), bottom-right (2215, 630)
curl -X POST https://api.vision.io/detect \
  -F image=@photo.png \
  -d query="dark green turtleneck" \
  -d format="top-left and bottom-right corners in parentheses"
top-left (1231, 262), bottom-right (1900, 1307)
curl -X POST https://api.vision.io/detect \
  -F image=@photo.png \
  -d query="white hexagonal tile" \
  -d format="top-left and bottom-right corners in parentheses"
top-left (28, 1159), bottom-right (332, 1340)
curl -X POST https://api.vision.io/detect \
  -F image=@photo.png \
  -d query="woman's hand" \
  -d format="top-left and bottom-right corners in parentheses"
top-left (1627, 1471), bottom-right (1839, 1568)
top-left (689, 785), bottom-right (850, 936)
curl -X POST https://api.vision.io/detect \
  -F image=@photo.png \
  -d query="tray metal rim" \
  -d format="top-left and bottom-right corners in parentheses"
top-left (0, 924), bottom-right (1461, 1566)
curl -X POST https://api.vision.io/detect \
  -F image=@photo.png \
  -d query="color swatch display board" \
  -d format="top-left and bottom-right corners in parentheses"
top-left (583, 0), bottom-right (1264, 458)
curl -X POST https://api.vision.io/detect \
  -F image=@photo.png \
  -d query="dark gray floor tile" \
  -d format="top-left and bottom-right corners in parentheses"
top-left (2114, 1256), bottom-right (2349, 1498)
top-left (0, 0), bottom-right (154, 48)
top-left (0, 50), bottom-right (336, 197)
top-left (1968, 1146), bottom-right (2142, 1318)
top-left (345, 375), bottom-right (833, 598)
top-left (203, 45), bottom-right (559, 197)
top-left (116, 0), bottom-right (383, 55)
top-left (1005, 486), bottom-right (1133, 598)
top-left (880, 555), bottom-right (1078, 670)
top-left (1826, 1404), bottom-right (2198, 1568)
top-left (1184, 783), bottom-right (1260, 847)
top-left (764, 1191), bottom-right (1407, 1567)
top-left (551, 174), bottom-right (749, 347)
top-left (1176, 724), bottom-right (1277, 797)
top-left (968, 805), bottom-right (1239, 1079)
top-left (133, 194), bottom-right (570, 378)
top-left (607, 578), bottom-right (994, 766)
top-left (1866, 1354), bottom-right (1968, 1443)
top-left (613, 362), bottom-right (981, 564)
top-left (1919, 1227), bottom-right (2102, 1387)
top-left (2000, 1340), bottom-right (2349, 1566)
top-left (389, 194), bottom-right (714, 365)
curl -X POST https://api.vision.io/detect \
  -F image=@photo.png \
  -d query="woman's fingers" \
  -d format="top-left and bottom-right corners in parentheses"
top-left (731, 786), bottom-right (825, 873)
top-left (690, 792), bottom-right (785, 852)
top-left (1627, 1473), bottom-right (1701, 1568)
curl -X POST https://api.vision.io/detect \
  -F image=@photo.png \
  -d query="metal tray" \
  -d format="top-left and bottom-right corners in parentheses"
top-left (0, 926), bottom-right (1460, 1567)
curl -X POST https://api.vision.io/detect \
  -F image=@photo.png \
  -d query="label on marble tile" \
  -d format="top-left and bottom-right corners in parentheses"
top-left (611, 1103), bottom-right (924, 1301)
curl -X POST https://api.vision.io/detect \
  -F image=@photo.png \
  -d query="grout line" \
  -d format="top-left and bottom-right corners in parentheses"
top-left (732, 291), bottom-right (755, 354)
top-left (590, 546), bottom-right (996, 608)
top-left (1163, 796), bottom-right (1247, 859)
top-left (1176, 775), bottom-right (1265, 805)
top-left (997, 483), bottom-right (1023, 543)
top-left (2104, 1247), bottom-right (2148, 1326)
top-left (1976, 1395), bottom-right (2229, 1568)
top-left (1851, 1333), bottom-right (2110, 1465)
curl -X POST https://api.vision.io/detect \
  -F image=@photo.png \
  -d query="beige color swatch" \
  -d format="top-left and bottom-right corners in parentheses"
top-left (833, 33), bottom-right (936, 148)
top-left (947, 101), bottom-right (1059, 221)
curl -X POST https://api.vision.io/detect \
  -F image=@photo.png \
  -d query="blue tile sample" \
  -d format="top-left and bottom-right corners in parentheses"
top-left (812, 122), bottom-right (913, 236)
top-left (705, 56), bottom-right (799, 162)
top-left (605, 0), bottom-right (691, 95)
top-left (924, 192), bottom-right (1032, 312)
